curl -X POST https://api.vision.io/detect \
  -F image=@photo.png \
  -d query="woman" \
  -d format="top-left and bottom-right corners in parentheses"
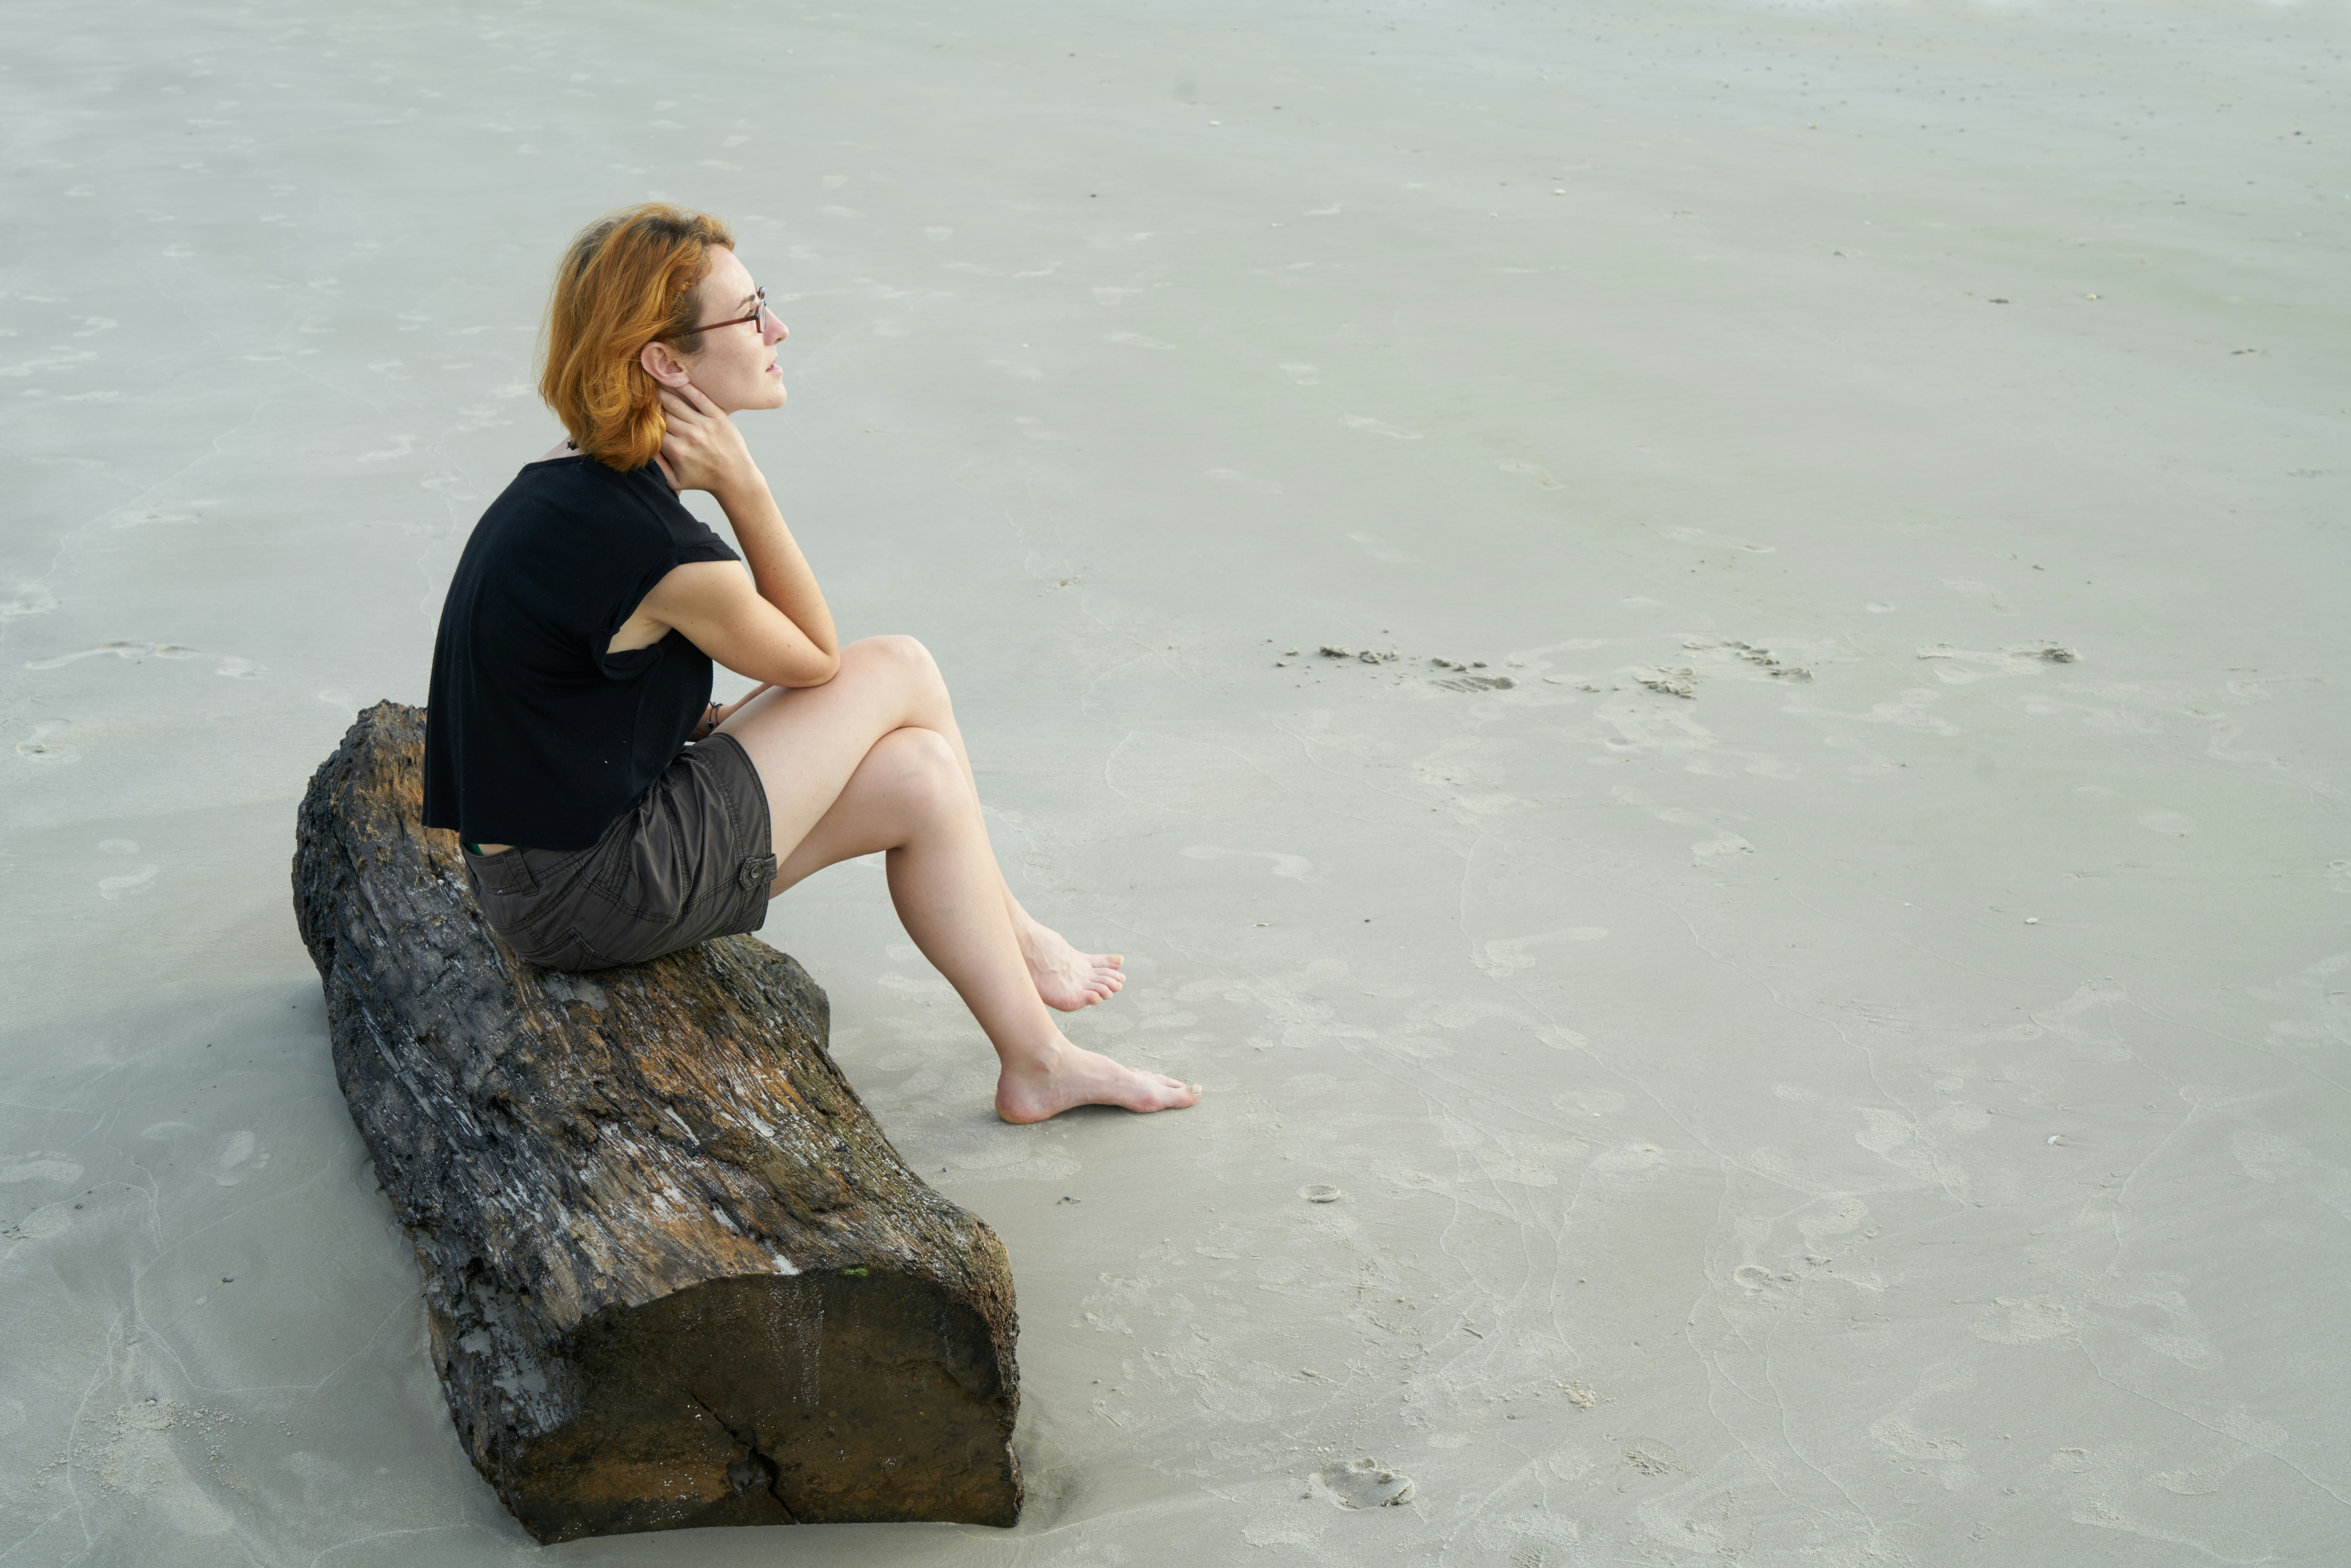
top-left (422, 204), bottom-right (1198, 1124)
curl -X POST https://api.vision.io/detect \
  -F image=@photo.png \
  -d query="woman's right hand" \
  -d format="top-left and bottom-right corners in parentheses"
top-left (654, 382), bottom-right (762, 497)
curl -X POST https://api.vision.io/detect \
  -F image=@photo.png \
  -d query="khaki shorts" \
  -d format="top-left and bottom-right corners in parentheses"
top-left (462, 733), bottom-right (776, 972)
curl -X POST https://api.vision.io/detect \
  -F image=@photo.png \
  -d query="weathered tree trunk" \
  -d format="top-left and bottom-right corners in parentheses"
top-left (290, 702), bottom-right (1020, 1544)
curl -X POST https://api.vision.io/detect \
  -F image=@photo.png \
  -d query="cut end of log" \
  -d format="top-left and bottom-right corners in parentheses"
top-left (295, 702), bottom-right (1021, 1542)
top-left (448, 1272), bottom-right (1020, 1540)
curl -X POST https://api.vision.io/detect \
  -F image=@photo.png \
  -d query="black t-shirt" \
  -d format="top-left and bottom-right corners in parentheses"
top-left (422, 455), bottom-right (741, 850)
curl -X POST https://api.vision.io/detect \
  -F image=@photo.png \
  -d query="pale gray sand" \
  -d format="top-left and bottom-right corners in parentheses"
top-left (3, 1), bottom-right (2347, 1564)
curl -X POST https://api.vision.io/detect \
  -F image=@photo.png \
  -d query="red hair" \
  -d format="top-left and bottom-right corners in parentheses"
top-left (538, 204), bottom-right (735, 470)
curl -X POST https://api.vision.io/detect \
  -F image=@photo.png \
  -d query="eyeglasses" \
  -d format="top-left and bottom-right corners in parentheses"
top-left (694, 286), bottom-right (771, 335)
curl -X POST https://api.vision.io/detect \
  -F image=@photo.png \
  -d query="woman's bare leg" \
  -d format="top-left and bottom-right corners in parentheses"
top-left (728, 636), bottom-right (1121, 1008)
top-left (717, 637), bottom-right (1196, 1121)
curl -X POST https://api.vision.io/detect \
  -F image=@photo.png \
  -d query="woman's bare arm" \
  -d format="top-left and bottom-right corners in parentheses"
top-left (631, 384), bottom-right (841, 689)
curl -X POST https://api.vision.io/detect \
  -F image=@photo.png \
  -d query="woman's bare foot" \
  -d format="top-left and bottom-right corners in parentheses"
top-left (1015, 916), bottom-right (1125, 1011)
top-left (994, 1039), bottom-right (1200, 1124)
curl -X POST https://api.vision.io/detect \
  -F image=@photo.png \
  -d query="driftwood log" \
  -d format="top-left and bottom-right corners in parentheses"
top-left (290, 702), bottom-right (1020, 1543)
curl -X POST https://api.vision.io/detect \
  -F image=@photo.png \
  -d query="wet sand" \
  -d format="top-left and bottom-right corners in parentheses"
top-left (3, 1), bottom-right (2347, 1563)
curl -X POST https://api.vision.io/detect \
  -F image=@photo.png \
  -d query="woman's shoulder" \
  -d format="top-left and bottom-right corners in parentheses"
top-left (495, 446), bottom-right (654, 514)
top-left (484, 447), bottom-right (724, 556)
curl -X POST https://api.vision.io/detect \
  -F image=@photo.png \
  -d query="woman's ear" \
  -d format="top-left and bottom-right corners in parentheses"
top-left (640, 338), bottom-right (693, 387)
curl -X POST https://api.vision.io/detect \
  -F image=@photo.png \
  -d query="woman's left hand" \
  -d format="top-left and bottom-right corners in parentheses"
top-left (692, 684), bottom-right (776, 739)
top-left (655, 382), bottom-right (762, 497)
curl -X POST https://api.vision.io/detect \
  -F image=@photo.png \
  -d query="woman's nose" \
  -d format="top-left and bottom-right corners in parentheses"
top-left (766, 316), bottom-right (789, 345)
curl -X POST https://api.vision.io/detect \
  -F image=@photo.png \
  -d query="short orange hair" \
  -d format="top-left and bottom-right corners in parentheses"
top-left (539, 204), bottom-right (736, 471)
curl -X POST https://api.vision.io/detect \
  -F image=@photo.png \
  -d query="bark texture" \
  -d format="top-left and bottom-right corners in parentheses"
top-left (290, 702), bottom-right (1021, 1543)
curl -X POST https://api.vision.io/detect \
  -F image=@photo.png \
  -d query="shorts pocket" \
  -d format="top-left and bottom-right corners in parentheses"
top-left (527, 928), bottom-right (614, 974)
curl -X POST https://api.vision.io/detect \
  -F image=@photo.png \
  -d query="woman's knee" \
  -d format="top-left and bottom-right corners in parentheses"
top-left (865, 726), bottom-right (966, 818)
top-left (843, 633), bottom-right (945, 701)
top-left (845, 633), bottom-right (937, 679)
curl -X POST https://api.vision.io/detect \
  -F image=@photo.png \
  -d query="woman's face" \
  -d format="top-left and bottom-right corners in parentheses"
top-left (674, 246), bottom-right (788, 413)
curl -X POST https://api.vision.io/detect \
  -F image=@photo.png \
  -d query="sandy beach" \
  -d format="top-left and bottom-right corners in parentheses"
top-left (3, 0), bottom-right (2346, 1562)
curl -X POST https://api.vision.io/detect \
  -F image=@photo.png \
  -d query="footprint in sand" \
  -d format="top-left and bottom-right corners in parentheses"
top-left (1914, 642), bottom-right (2077, 683)
top-left (1666, 525), bottom-right (1773, 553)
top-left (2256, 952), bottom-right (2351, 1052)
top-left (15, 720), bottom-right (77, 764)
top-left (1182, 844), bottom-right (1313, 880)
top-left (1944, 578), bottom-right (2018, 615)
top-left (1475, 928), bottom-right (1608, 978)
top-left (1341, 414), bottom-right (1421, 440)
top-left (26, 641), bottom-right (200, 670)
top-left (214, 1130), bottom-right (270, 1186)
top-left (0, 1154), bottom-right (84, 1186)
top-left (1347, 530), bottom-right (1416, 564)
top-left (1788, 687), bottom-right (1958, 735)
top-left (100, 862), bottom-right (159, 898)
top-left (0, 585), bottom-right (58, 621)
top-left (1498, 459), bottom-right (1561, 489)
top-left (1311, 1458), bottom-right (1416, 1509)
top-left (1280, 361), bottom-right (1319, 386)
